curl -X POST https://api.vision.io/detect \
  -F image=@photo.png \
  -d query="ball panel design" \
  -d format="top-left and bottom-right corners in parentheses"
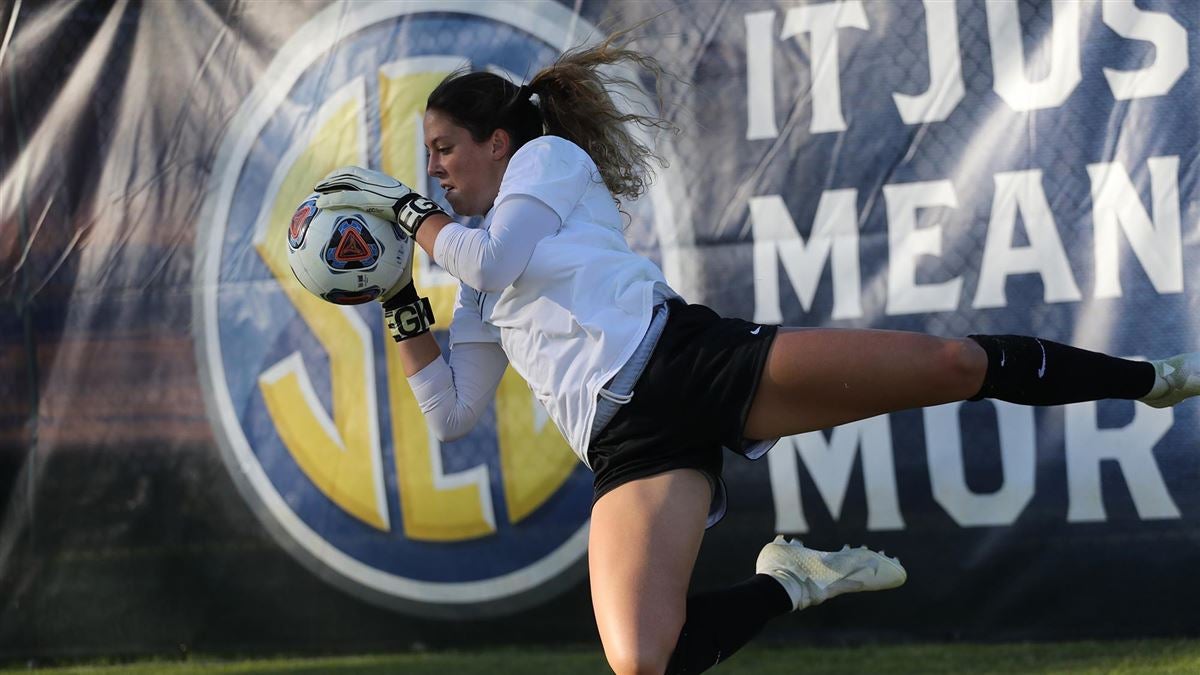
top-left (286, 199), bottom-right (411, 306)
top-left (288, 196), bottom-right (318, 250)
top-left (323, 286), bottom-right (384, 305)
top-left (323, 214), bottom-right (382, 271)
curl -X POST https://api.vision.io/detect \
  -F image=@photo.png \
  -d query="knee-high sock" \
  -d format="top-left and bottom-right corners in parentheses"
top-left (968, 335), bottom-right (1156, 405)
top-left (665, 574), bottom-right (792, 675)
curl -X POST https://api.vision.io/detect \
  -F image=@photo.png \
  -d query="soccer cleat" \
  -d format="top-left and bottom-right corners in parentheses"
top-left (1139, 353), bottom-right (1200, 408)
top-left (755, 536), bottom-right (906, 611)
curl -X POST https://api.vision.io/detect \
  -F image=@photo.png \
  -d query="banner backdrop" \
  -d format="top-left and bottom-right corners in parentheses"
top-left (2, 0), bottom-right (1199, 661)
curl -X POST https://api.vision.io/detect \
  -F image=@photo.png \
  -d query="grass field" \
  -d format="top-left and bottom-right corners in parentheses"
top-left (9, 639), bottom-right (1200, 674)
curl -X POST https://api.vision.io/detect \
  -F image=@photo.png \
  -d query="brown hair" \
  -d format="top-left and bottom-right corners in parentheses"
top-left (426, 28), bottom-right (677, 202)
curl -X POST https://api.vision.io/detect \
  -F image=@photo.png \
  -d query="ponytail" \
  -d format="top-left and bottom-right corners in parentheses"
top-left (427, 28), bottom-right (677, 203)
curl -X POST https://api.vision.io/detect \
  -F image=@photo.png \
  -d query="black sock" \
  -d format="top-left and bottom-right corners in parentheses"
top-left (665, 574), bottom-right (793, 675)
top-left (968, 334), bottom-right (1157, 405)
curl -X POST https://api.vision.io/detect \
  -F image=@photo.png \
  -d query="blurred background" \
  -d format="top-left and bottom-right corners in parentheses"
top-left (1, 0), bottom-right (1198, 665)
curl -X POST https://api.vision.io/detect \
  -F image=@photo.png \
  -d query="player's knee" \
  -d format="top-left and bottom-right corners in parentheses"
top-left (944, 337), bottom-right (987, 395)
top-left (603, 637), bottom-right (676, 675)
top-left (605, 651), bottom-right (671, 675)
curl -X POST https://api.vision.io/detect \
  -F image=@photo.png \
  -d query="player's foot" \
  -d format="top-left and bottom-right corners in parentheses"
top-left (1140, 353), bottom-right (1200, 408)
top-left (755, 536), bottom-right (906, 611)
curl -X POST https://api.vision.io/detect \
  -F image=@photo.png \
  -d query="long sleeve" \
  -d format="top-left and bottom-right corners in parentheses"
top-left (433, 195), bottom-right (561, 292)
top-left (407, 341), bottom-right (509, 442)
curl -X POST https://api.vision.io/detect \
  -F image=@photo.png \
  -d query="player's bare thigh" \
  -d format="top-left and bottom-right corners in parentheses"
top-left (588, 469), bottom-right (711, 675)
top-left (743, 327), bottom-right (987, 439)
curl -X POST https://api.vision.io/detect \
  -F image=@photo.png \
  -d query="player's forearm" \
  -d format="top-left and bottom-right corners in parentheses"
top-left (415, 212), bottom-right (453, 261)
top-left (405, 341), bottom-right (509, 442)
top-left (394, 330), bottom-right (442, 377)
top-left (432, 196), bottom-right (560, 292)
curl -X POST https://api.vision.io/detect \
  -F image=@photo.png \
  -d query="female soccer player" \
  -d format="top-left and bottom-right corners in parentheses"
top-left (308, 33), bottom-right (1199, 675)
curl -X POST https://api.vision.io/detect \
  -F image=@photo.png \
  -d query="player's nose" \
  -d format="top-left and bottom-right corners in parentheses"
top-left (427, 154), bottom-right (443, 178)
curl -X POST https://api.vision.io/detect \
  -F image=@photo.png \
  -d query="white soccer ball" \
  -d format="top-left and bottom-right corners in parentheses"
top-left (285, 193), bottom-right (413, 305)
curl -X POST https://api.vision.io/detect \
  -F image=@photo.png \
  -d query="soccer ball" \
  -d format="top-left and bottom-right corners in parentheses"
top-left (285, 193), bottom-right (413, 305)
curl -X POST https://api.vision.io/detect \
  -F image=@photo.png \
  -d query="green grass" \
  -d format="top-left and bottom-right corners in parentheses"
top-left (9, 639), bottom-right (1200, 674)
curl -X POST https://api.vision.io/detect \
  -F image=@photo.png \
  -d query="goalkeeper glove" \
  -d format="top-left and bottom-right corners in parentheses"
top-left (374, 216), bottom-right (434, 342)
top-left (314, 166), bottom-right (447, 239)
top-left (381, 282), bottom-right (435, 343)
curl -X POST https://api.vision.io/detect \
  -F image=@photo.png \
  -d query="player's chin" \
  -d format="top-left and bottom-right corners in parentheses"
top-left (446, 191), bottom-right (478, 217)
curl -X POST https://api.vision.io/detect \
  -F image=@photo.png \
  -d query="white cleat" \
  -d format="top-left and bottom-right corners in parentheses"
top-left (756, 535), bottom-right (906, 612)
top-left (1140, 353), bottom-right (1200, 408)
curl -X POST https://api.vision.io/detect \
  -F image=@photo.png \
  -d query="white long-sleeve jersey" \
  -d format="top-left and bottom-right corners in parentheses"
top-left (407, 135), bottom-right (678, 465)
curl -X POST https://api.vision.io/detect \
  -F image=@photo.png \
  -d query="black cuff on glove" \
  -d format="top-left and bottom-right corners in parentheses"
top-left (395, 193), bottom-right (447, 239)
top-left (382, 282), bottom-right (420, 312)
top-left (382, 283), bottom-right (435, 342)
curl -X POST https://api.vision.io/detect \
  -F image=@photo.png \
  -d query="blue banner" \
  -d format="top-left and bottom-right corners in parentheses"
top-left (1, 0), bottom-right (1198, 660)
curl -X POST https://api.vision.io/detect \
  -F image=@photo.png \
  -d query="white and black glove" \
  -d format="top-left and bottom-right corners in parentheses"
top-left (314, 166), bottom-right (447, 239)
top-left (381, 283), bottom-right (435, 342)
top-left (313, 167), bottom-right (437, 341)
top-left (375, 239), bottom-right (434, 343)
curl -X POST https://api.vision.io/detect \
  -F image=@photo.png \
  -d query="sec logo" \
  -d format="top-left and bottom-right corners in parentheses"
top-left (193, 0), bottom-right (679, 617)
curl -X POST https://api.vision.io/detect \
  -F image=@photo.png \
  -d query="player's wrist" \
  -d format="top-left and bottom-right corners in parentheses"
top-left (382, 282), bottom-right (435, 342)
top-left (381, 280), bottom-right (419, 311)
top-left (394, 193), bottom-right (448, 239)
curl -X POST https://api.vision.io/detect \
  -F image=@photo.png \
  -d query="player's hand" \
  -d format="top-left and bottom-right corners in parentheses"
top-left (378, 233), bottom-right (415, 306)
top-left (381, 285), bottom-right (435, 342)
top-left (377, 239), bottom-right (435, 342)
top-left (314, 166), bottom-right (447, 239)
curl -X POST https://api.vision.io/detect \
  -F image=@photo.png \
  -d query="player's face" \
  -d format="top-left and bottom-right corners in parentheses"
top-left (424, 108), bottom-right (510, 217)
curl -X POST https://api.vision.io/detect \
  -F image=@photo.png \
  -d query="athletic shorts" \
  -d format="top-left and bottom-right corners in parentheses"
top-left (586, 299), bottom-right (780, 527)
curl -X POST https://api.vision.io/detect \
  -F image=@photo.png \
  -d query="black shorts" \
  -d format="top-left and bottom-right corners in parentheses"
top-left (586, 299), bottom-right (779, 527)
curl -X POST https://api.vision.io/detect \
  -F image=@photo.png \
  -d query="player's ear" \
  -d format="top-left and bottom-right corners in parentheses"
top-left (490, 128), bottom-right (511, 160)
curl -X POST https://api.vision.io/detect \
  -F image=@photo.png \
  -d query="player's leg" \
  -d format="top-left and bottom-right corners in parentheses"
top-left (744, 329), bottom-right (1164, 440)
top-left (744, 329), bottom-right (984, 438)
top-left (668, 538), bottom-right (905, 674)
top-left (589, 467), bottom-right (907, 675)
top-left (588, 468), bottom-right (710, 675)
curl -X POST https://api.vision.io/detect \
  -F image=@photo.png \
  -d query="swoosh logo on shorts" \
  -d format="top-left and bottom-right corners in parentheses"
top-left (750, 326), bottom-right (762, 335)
